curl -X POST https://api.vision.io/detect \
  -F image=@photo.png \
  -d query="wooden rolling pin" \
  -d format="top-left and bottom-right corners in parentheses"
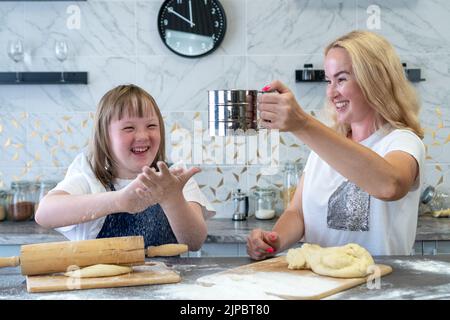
top-left (146, 244), bottom-right (188, 257)
top-left (0, 236), bottom-right (145, 276)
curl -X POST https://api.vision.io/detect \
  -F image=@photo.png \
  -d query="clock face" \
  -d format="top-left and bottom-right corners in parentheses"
top-left (158, 0), bottom-right (227, 58)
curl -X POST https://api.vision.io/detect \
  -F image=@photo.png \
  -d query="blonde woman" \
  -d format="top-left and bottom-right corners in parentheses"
top-left (247, 30), bottom-right (425, 257)
top-left (36, 84), bottom-right (214, 250)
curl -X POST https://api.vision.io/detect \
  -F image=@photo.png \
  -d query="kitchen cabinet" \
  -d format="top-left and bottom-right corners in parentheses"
top-left (2, 215), bottom-right (450, 257)
top-left (0, 245), bottom-right (20, 257)
top-left (413, 240), bottom-right (450, 255)
top-left (187, 243), bottom-right (248, 258)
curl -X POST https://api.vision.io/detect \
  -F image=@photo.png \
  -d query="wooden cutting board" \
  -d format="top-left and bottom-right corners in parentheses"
top-left (197, 256), bottom-right (392, 300)
top-left (26, 261), bottom-right (180, 293)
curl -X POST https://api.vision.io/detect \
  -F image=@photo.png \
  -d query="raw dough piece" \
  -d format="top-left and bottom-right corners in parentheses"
top-left (147, 244), bottom-right (188, 257)
top-left (432, 209), bottom-right (450, 218)
top-left (286, 243), bottom-right (375, 278)
top-left (64, 264), bottom-right (132, 278)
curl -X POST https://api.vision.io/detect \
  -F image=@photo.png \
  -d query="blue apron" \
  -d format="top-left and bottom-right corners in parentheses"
top-left (97, 183), bottom-right (178, 247)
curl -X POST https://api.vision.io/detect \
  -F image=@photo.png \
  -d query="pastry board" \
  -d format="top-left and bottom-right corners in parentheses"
top-left (197, 256), bottom-right (392, 300)
top-left (26, 261), bottom-right (181, 293)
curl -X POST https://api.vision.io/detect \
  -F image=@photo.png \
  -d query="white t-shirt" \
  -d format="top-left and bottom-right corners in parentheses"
top-left (53, 153), bottom-right (215, 241)
top-left (302, 127), bottom-right (425, 255)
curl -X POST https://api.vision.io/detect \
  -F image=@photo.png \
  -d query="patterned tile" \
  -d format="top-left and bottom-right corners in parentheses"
top-left (0, 112), bottom-right (30, 167)
top-left (27, 112), bottom-right (93, 168)
top-left (194, 165), bottom-right (248, 219)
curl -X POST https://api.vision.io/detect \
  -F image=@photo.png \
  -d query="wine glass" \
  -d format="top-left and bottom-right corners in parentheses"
top-left (54, 40), bottom-right (68, 82)
top-left (7, 39), bottom-right (24, 83)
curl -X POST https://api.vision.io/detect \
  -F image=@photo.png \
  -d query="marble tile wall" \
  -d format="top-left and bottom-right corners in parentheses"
top-left (0, 0), bottom-right (449, 218)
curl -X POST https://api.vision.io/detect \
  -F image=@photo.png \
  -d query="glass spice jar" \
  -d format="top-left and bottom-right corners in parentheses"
top-left (8, 181), bottom-right (35, 222)
top-left (254, 187), bottom-right (276, 220)
top-left (0, 190), bottom-right (8, 221)
top-left (421, 186), bottom-right (450, 217)
top-left (282, 161), bottom-right (300, 210)
top-left (35, 180), bottom-right (57, 212)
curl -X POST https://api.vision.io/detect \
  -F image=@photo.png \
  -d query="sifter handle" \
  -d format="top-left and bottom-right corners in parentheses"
top-left (0, 256), bottom-right (20, 268)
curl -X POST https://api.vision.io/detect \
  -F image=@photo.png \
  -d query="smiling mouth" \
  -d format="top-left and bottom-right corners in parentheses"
top-left (131, 146), bottom-right (150, 154)
top-left (335, 101), bottom-right (349, 111)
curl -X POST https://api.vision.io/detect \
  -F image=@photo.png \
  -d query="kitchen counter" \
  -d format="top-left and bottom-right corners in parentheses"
top-left (0, 215), bottom-right (449, 245)
top-left (1, 255), bottom-right (450, 300)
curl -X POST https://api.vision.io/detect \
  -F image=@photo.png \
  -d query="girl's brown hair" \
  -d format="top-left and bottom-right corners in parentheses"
top-left (324, 30), bottom-right (424, 139)
top-left (89, 84), bottom-right (166, 188)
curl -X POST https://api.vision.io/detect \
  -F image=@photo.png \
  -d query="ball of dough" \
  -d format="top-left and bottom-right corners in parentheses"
top-left (286, 243), bottom-right (375, 278)
top-left (64, 264), bottom-right (133, 278)
top-left (286, 247), bottom-right (308, 269)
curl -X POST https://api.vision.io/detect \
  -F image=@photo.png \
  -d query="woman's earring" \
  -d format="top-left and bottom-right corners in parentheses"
top-left (104, 158), bottom-right (111, 171)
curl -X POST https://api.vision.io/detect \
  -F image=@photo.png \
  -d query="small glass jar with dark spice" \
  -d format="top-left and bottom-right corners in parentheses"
top-left (8, 181), bottom-right (35, 222)
top-left (0, 190), bottom-right (8, 222)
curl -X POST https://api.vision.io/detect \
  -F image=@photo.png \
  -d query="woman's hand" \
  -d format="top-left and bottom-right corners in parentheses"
top-left (246, 228), bottom-right (280, 260)
top-left (115, 162), bottom-right (200, 213)
top-left (259, 80), bottom-right (308, 133)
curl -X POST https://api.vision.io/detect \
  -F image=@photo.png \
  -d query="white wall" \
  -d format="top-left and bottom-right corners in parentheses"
top-left (0, 0), bottom-right (449, 218)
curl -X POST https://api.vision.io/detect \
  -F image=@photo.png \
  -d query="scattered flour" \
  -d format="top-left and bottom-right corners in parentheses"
top-left (390, 259), bottom-right (450, 275)
top-left (156, 271), bottom-right (343, 300)
top-left (154, 282), bottom-right (280, 300)
top-left (353, 283), bottom-right (450, 300)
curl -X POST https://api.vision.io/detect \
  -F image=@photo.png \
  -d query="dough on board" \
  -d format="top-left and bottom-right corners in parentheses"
top-left (64, 264), bottom-right (133, 278)
top-left (286, 243), bottom-right (375, 278)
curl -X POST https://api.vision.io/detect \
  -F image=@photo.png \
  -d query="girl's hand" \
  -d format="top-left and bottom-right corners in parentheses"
top-left (246, 228), bottom-right (280, 260)
top-left (115, 162), bottom-right (200, 213)
top-left (137, 161), bottom-right (200, 207)
top-left (258, 80), bottom-right (308, 133)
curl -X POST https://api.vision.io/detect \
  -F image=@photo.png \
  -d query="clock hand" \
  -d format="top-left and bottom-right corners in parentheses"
top-left (168, 7), bottom-right (195, 27)
top-left (188, 0), bottom-right (194, 28)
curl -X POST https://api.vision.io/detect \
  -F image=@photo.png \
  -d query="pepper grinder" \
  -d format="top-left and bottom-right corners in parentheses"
top-left (232, 189), bottom-right (249, 221)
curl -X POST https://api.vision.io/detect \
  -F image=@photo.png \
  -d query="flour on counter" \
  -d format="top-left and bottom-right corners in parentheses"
top-left (154, 271), bottom-right (342, 300)
top-left (154, 282), bottom-right (282, 300)
top-left (348, 283), bottom-right (450, 300)
top-left (390, 259), bottom-right (450, 275)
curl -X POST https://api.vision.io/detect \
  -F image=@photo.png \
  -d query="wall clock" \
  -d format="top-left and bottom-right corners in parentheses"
top-left (158, 0), bottom-right (227, 58)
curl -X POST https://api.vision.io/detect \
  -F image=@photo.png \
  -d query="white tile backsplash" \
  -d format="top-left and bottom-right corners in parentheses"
top-left (0, 0), bottom-right (449, 216)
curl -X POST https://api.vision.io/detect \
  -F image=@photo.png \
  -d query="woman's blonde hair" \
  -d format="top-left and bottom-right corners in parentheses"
top-left (89, 84), bottom-right (166, 188)
top-left (324, 30), bottom-right (423, 139)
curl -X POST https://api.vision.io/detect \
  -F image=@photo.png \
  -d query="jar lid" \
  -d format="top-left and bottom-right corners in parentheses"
top-left (282, 161), bottom-right (302, 171)
top-left (421, 186), bottom-right (435, 204)
top-left (232, 189), bottom-right (247, 199)
top-left (11, 180), bottom-right (32, 188)
top-left (254, 187), bottom-right (276, 196)
top-left (39, 180), bottom-right (58, 188)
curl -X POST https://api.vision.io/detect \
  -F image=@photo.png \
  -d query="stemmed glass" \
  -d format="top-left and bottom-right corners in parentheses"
top-left (7, 39), bottom-right (24, 83)
top-left (54, 40), bottom-right (68, 82)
